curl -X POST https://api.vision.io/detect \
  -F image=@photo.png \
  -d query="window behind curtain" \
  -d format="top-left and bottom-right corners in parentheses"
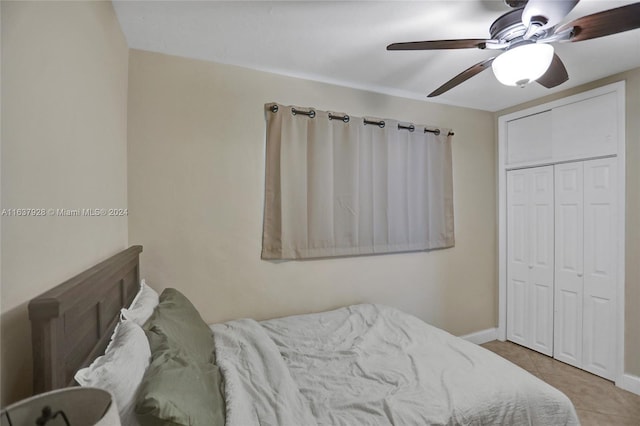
top-left (262, 103), bottom-right (454, 260)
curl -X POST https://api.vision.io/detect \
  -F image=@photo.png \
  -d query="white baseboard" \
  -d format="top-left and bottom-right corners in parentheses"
top-left (460, 328), bottom-right (498, 345)
top-left (618, 373), bottom-right (640, 396)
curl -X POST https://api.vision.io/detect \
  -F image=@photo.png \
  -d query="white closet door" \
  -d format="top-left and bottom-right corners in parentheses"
top-left (583, 158), bottom-right (617, 380)
top-left (507, 166), bottom-right (554, 354)
top-left (507, 170), bottom-right (530, 346)
top-left (528, 168), bottom-right (555, 355)
top-left (554, 162), bottom-right (584, 368)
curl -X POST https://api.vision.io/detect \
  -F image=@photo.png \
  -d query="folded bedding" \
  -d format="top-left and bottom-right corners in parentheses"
top-left (211, 304), bottom-right (579, 426)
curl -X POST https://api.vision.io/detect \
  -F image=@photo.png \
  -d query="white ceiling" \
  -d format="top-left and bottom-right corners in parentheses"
top-left (113, 0), bottom-right (640, 111)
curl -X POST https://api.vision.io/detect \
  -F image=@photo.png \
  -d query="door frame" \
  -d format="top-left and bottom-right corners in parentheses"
top-left (497, 81), bottom-right (626, 385)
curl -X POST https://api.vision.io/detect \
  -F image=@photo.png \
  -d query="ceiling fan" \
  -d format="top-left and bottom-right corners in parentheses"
top-left (387, 0), bottom-right (640, 97)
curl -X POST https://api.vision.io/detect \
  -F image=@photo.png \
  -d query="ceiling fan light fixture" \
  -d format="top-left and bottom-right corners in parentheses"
top-left (492, 43), bottom-right (554, 87)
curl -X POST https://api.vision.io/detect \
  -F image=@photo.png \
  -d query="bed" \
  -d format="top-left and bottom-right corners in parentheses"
top-left (28, 246), bottom-right (579, 425)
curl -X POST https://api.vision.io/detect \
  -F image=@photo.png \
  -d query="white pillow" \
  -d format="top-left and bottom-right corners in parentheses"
top-left (121, 279), bottom-right (159, 326)
top-left (75, 320), bottom-right (151, 426)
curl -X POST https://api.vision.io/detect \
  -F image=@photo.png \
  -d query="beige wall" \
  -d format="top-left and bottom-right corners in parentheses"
top-left (1, 1), bottom-right (129, 405)
top-left (496, 67), bottom-right (640, 376)
top-left (127, 49), bottom-right (497, 337)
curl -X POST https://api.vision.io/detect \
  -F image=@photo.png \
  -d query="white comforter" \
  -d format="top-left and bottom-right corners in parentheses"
top-left (211, 304), bottom-right (579, 426)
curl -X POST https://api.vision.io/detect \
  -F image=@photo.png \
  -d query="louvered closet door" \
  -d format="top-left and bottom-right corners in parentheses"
top-left (583, 158), bottom-right (617, 380)
top-left (507, 166), bottom-right (554, 355)
top-left (554, 162), bottom-right (584, 368)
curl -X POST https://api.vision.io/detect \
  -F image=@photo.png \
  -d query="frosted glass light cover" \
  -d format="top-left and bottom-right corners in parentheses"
top-left (492, 43), bottom-right (555, 86)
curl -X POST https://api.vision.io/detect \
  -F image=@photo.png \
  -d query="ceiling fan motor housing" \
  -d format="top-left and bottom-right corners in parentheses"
top-left (490, 8), bottom-right (528, 42)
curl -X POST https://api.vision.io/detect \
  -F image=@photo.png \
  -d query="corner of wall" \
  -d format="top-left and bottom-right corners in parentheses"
top-left (1, 1), bottom-right (130, 406)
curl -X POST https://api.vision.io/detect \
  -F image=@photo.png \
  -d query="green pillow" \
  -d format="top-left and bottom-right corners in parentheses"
top-left (135, 348), bottom-right (225, 426)
top-left (144, 288), bottom-right (215, 364)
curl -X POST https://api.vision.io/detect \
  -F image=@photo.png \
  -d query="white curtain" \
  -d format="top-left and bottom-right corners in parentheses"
top-left (262, 103), bottom-right (454, 260)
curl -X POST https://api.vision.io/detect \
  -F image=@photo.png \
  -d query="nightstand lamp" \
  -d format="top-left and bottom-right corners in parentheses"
top-left (0, 387), bottom-right (120, 426)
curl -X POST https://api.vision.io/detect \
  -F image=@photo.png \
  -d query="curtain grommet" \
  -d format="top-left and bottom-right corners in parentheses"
top-left (329, 113), bottom-right (350, 123)
top-left (364, 119), bottom-right (385, 128)
top-left (292, 107), bottom-right (315, 118)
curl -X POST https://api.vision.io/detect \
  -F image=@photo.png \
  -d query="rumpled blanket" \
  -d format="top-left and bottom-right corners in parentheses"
top-left (211, 304), bottom-right (579, 426)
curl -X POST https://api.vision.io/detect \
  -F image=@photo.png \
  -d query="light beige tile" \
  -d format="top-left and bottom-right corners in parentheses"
top-left (608, 386), bottom-right (640, 420)
top-left (576, 408), bottom-right (639, 426)
top-left (616, 385), bottom-right (640, 409)
top-left (482, 340), bottom-right (640, 422)
top-left (540, 371), bottom-right (608, 408)
top-left (481, 341), bottom-right (539, 373)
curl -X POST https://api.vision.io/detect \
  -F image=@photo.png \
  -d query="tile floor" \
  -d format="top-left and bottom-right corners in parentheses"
top-left (481, 340), bottom-right (640, 426)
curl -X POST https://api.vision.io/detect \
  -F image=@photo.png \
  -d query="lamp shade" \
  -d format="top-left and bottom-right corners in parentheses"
top-left (492, 43), bottom-right (555, 86)
top-left (1, 387), bottom-right (120, 426)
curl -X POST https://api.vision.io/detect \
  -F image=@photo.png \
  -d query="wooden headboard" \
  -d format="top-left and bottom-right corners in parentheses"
top-left (28, 246), bottom-right (143, 395)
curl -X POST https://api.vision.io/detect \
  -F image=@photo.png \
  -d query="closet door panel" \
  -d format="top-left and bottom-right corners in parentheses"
top-left (507, 170), bottom-right (530, 346)
top-left (529, 167), bottom-right (554, 355)
top-left (583, 158), bottom-right (617, 380)
top-left (552, 92), bottom-right (618, 162)
top-left (507, 167), bottom-right (553, 352)
top-left (531, 282), bottom-right (553, 355)
top-left (507, 111), bottom-right (552, 165)
top-left (554, 162), bottom-right (583, 367)
top-left (509, 279), bottom-right (528, 344)
top-left (557, 290), bottom-right (581, 365)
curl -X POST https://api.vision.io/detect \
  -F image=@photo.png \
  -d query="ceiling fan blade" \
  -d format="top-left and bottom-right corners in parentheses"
top-left (427, 57), bottom-right (495, 97)
top-left (522, 0), bottom-right (580, 31)
top-left (387, 39), bottom-right (488, 51)
top-left (556, 2), bottom-right (640, 42)
top-left (536, 53), bottom-right (569, 88)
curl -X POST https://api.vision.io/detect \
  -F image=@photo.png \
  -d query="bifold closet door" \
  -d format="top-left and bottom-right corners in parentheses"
top-left (554, 162), bottom-right (584, 368)
top-left (554, 158), bottom-right (617, 380)
top-left (507, 166), bottom-right (554, 355)
top-left (583, 158), bottom-right (617, 380)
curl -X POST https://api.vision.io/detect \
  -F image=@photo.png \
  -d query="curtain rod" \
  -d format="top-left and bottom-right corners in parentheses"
top-left (269, 105), bottom-right (454, 136)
